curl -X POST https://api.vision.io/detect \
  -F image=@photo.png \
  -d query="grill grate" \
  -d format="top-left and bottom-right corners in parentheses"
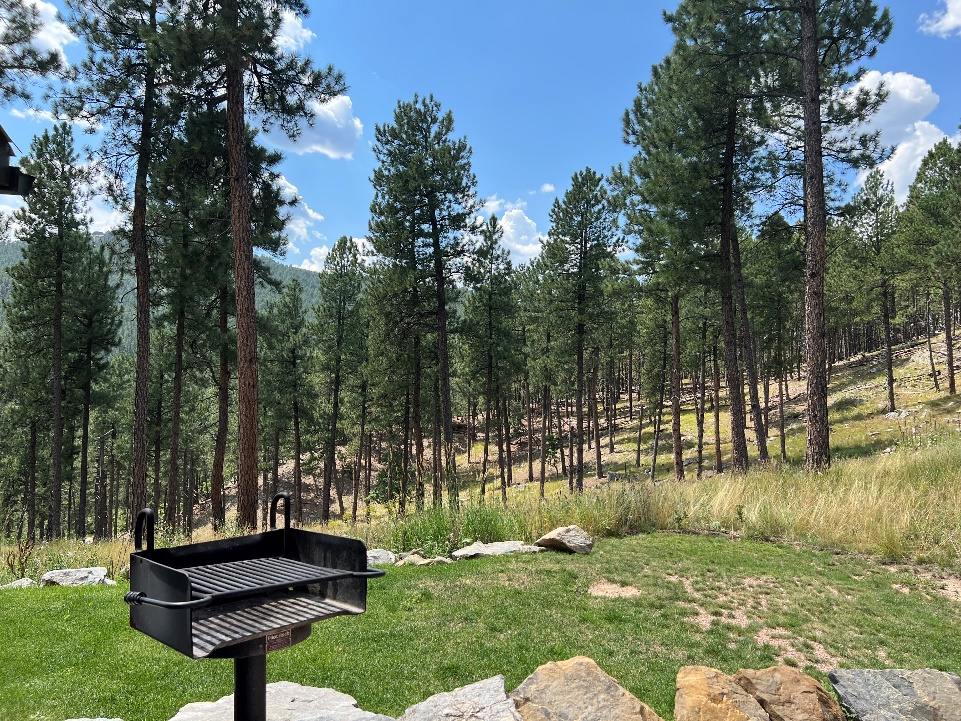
top-left (183, 557), bottom-right (353, 601)
top-left (191, 593), bottom-right (350, 657)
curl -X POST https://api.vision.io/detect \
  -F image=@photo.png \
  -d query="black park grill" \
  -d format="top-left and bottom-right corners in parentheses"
top-left (124, 492), bottom-right (384, 721)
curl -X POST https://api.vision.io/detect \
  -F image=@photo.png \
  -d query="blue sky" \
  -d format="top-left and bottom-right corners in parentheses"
top-left (2, 0), bottom-right (960, 270)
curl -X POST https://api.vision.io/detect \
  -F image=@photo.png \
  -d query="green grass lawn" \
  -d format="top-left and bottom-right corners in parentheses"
top-left (3, 532), bottom-right (961, 721)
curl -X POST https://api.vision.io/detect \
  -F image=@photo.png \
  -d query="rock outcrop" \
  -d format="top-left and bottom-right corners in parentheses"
top-left (40, 567), bottom-right (114, 587)
top-left (168, 681), bottom-right (392, 721)
top-left (399, 675), bottom-right (521, 721)
top-left (1, 577), bottom-right (38, 589)
top-left (735, 666), bottom-right (845, 721)
top-left (367, 549), bottom-right (397, 566)
top-left (828, 668), bottom-right (961, 721)
top-left (674, 666), bottom-right (769, 721)
top-left (510, 655), bottom-right (663, 721)
top-left (533, 526), bottom-right (593, 554)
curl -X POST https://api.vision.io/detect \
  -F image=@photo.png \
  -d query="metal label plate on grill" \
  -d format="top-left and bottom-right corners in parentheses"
top-left (266, 629), bottom-right (291, 653)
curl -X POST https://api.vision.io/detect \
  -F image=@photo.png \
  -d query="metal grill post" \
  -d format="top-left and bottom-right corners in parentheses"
top-left (234, 654), bottom-right (266, 721)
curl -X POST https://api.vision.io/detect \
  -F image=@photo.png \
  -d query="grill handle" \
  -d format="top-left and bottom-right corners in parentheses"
top-left (270, 491), bottom-right (291, 530)
top-left (124, 591), bottom-right (213, 609)
top-left (353, 568), bottom-right (386, 578)
top-left (135, 508), bottom-right (155, 551)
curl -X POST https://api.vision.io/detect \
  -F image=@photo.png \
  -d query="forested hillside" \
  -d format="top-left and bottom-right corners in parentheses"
top-left (1, 0), bottom-right (959, 546)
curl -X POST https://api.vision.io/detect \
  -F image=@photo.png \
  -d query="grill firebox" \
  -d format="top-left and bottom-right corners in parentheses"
top-left (125, 492), bottom-right (383, 721)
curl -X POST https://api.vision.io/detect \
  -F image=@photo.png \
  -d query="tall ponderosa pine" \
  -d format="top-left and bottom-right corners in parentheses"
top-left (6, 124), bottom-right (89, 539)
top-left (172, 0), bottom-right (346, 529)
top-left (60, 0), bottom-right (175, 520)
top-left (369, 94), bottom-right (478, 505)
top-left (315, 237), bottom-right (364, 523)
top-left (542, 168), bottom-right (618, 492)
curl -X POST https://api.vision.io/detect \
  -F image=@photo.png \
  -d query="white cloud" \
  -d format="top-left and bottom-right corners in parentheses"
top-left (499, 208), bottom-right (545, 259)
top-left (481, 194), bottom-right (527, 217)
top-left (25, 0), bottom-right (76, 61)
top-left (266, 95), bottom-right (363, 160)
top-left (9, 108), bottom-right (96, 130)
top-left (870, 121), bottom-right (959, 203)
top-left (298, 245), bottom-right (330, 272)
top-left (275, 10), bottom-right (315, 52)
top-left (275, 174), bottom-right (327, 248)
top-left (854, 71), bottom-right (940, 146)
top-left (87, 197), bottom-right (125, 234)
top-left (920, 0), bottom-right (961, 37)
top-left (540, 183), bottom-right (555, 193)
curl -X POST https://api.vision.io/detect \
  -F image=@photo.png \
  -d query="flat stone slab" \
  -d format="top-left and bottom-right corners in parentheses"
top-left (41, 567), bottom-right (113, 587)
top-left (452, 541), bottom-right (545, 560)
top-left (367, 549), bottom-right (397, 566)
top-left (169, 681), bottom-right (393, 721)
top-left (399, 675), bottom-right (521, 721)
top-left (1, 577), bottom-right (38, 589)
top-left (829, 669), bottom-right (961, 721)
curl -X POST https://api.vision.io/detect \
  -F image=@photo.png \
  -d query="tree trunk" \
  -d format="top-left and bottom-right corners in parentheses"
top-left (592, 346), bottom-right (603, 478)
top-left (429, 214), bottom-right (457, 505)
top-left (944, 284), bottom-right (955, 395)
top-left (650, 325), bottom-right (668, 482)
top-left (712, 343), bottom-right (723, 474)
top-left (927, 296), bottom-right (940, 392)
top-left (129, 0), bottom-right (158, 522)
top-left (225, 11), bottom-right (259, 529)
top-left (670, 293), bottom-right (685, 481)
top-left (502, 392), bottom-right (513, 491)
top-left (167, 306), bottom-right (185, 529)
top-left (801, 0), bottom-right (831, 470)
top-left (76, 343), bottom-right (93, 539)
top-left (27, 419), bottom-right (36, 542)
top-left (731, 217), bottom-right (768, 460)
top-left (495, 384), bottom-right (506, 503)
top-left (49, 240), bottom-right (64, 539)
top-left (882, 278), bottom-right (896, 412)
top-left (153, 386), bottom-right (162, 514)
top-left (696, 320), bottom-right (707, 478)
top-left (575, 320), bottom-right (586, 492)
top-left (412, 335), bottom-right (425, 509)
top-left (352, 381), bottom-right (367, 524)
top-left (293, 397), bottom-right (302, 524)
top-left (322, 349), bottom-right (342, 522)
top-left (719, 103), bottom-right (749, 472)
top-left (539, 382), bottom-right (549, 498)
top-left (525, 370), bottom-right (534, 485)
top-left (210, 285), bottom-right (229, 531)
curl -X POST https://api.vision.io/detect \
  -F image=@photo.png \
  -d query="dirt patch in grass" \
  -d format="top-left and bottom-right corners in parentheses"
top-left (589, 580), bottom-right (642, 598)
top-left (754, 627), bottom-right (841, 673)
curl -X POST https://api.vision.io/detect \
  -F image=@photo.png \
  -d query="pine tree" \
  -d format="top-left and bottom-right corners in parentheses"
top-left (0, 0), bottom-right (64, 104)
top-left (542, 168), bottom-right (618, 492)
top-left (171, 0), bottom-right (346, 530)
top-left (6, 124), bottom-right (89, 538)
top-left (369, 94), bottom-right (478, 505)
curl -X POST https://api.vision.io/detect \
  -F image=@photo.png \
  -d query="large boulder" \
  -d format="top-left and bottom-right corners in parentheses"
top-left (169, 681), bottom-right (393, 721)
top-left (452, 541), bottom-right (544, 560)
top-left (533, 526), bottom-right (593, 555)
top-left (399, 675), bottom-right (520, 721)
top-left (828, 668), bottom-right (961, 721)
top-left (40, 567), bottom-right (113, 587)
top-left (734, 666), bottom-right (844, 721)
top-left (674, 666), bottom-right (769, 721)
top-left (510, 655), bottom-right (663, 721)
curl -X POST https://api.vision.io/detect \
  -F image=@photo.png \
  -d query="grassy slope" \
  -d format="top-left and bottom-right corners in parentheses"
top-left (3, 533), bottom-right (961, 721)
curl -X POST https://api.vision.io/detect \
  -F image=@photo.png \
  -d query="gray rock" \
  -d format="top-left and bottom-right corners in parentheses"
top-left (367, 549), bottom-right (397, 566)
top-left (399, 675), bottom-right (521, 721)
top-left (534, 526), bottom-right (593, 555)
top-left (828, 668), bottom-right (961, 721)
top-left (452, 541), bottom-right (544, 560)
top-left (169, 681), bottom-right (393, 721)
top-left (40, 567), bottom-right (110, 587)
top-left (1, 577), bottom-right (38, 589)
